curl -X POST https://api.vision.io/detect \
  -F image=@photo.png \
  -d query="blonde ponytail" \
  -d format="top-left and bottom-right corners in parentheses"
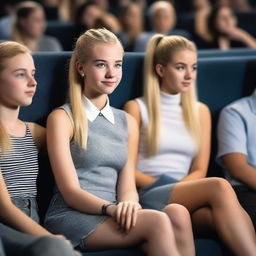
top-left (69, 53), bottom-right (88, 149)
top-left (143, 34), bottom-right (163, 156)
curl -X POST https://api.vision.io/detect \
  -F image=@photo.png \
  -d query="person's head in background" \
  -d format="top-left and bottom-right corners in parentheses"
top-left (12, 2), bottom-right (46, 47)
top-left (94, 13), bottom-right (121, 35)
top-left (119, 2), bottom-right (144, 38)
top-left (208, 4), bottom-right (237, 40)
top-left (148, 1), bottom-right (176, 35)
top-left (75, 1), bottom-right (102, 31)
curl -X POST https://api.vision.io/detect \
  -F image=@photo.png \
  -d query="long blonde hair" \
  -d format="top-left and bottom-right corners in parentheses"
top-left (0, 41), bottom-right (31, 153)
top-left (144, 34), bottom-right (200, 156)
top-left (12, 1), bottom-right (43, 45)
top-left (69, 28), bottom-right (123, 149)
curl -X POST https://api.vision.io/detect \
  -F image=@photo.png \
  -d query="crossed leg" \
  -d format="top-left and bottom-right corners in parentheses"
top-left (171, 177), bottom-right (256, 256)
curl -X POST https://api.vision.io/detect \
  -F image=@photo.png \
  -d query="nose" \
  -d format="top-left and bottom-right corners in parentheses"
top-left (105, 66), bottom-right (115, 78)
top-left (28, 75), bottom-right (37, 87)
top-left (184, 68), bottom-right (192, 80)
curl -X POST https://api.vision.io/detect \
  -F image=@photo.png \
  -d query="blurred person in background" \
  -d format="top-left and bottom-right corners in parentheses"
top-left (74, 1), bottom-right (103, 38)
top-left (12, 1), bottom-right (63, 51)
top-left (147, 0), bottom-right (176, 35)
top-left (119, 1), bottom-right (144, 51)
top-left (134, 1), bottom-right (190, 52)
top-left (196, 4), bottom-right (256, 49)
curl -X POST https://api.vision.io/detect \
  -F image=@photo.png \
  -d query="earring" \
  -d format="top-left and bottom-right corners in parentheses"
top-left (81, 73), bottom-right (84, 77)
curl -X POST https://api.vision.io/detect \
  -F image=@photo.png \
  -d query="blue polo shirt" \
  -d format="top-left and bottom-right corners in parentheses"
top-left (216, 89), bottom-right (256, 186)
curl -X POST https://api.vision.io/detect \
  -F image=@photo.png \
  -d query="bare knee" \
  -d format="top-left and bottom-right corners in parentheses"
top-left (141, 209), bottom-right (170, 225)
top-left (163, 204), bottom-right (192, 230)
top-left (207, 177), bottom-right (237, 204)
top-left (139, 210), bottom-right (171, 234)
top-left (208, 177), bottom-right (233, 194)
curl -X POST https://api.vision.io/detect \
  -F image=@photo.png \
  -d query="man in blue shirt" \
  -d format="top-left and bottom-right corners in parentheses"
top-left (217, 88), bottom-right (256, 228)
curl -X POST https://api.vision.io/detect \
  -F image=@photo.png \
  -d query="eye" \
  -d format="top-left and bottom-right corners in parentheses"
top-left (115, 63), bottom-right (122, 68)
top-left (16, 72), bottom-right (26, 78)
top-left (96, 63), bottom-right (106, 68)
top-left (192, 66), bottom-right (197, 71)
top-left (176, 65), bottom-right (184, 71)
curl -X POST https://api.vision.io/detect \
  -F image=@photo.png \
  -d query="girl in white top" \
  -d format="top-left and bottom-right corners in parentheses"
top-left (125, 34), bottom-right (256, 255)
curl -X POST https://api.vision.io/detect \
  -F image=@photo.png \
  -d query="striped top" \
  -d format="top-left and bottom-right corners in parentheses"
top-left (0, 124), bottom-right (39, 198)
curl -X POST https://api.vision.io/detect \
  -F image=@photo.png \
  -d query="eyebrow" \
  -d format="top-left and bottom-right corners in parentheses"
top-left (93, 59), bottom-right (123, 63)
top-left (12, 68), bottom-right (36, 72)
top-left (175, 62), bottom-right (197, 65)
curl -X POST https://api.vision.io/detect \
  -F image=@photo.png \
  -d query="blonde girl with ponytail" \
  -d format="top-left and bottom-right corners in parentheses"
top-left (45, 28), bottom-right (194, 255)
top-left (125, 34), bottom-right (256, 255)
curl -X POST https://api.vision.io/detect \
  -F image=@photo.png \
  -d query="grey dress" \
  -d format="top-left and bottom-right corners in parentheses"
top-left (44, 104), bottom-right (128, 248)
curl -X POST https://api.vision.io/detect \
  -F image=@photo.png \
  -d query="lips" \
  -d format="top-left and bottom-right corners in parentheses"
top-left (102, 81), bottom-right (116, 86)
top-left (25, 91), bottom-right (35, 96)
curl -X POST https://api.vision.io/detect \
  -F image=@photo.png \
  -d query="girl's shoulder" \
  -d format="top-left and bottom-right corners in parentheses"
top-left (123, 98), bottom-right (143, 126)
top-left (197, 102), bottom-right (211, 126)
top-left (26, 122), bottom-right (46, 150)
top-left (197, 101), bottom-right (211, 115)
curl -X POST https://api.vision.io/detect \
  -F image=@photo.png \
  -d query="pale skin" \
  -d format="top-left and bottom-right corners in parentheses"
top-left (124, 49), bottom-right (256, 256)
top-left (0, 52), bottom-right (67, 240)
top-left (46, 42), bottom-right (194, 255)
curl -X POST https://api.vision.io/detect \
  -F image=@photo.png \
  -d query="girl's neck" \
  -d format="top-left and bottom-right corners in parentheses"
top-left (83, 93), bottom-right (108, 110)
top-left (0, 106), bottom-right (24, 135)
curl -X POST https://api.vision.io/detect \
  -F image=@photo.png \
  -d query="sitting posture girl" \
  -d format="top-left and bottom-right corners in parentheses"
top-left (124, 34), bottom-right (256, 255)
top-left (0, 41), bottom-right (78, 256)
top-left (44, 28), bottom-right (195, 256)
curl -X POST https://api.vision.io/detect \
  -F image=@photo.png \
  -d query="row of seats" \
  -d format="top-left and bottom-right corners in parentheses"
top-left (20, 50), bottom-right (256, 256)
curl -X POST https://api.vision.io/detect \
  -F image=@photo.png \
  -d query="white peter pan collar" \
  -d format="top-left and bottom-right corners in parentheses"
top-left (82, 96), bottom-right (115, 124)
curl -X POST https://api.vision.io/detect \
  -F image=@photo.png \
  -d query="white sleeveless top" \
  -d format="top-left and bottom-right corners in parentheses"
top-left (136, 91), bottom-right (197, 181)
